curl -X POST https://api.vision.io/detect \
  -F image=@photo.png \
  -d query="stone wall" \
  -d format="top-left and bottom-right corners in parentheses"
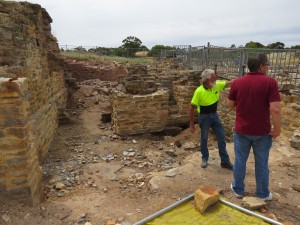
top-left (63, 59), bottom-right (127, 82)
top-left (218, 89), bottom-right (236, 142)
top-left (111, 89), bottom-right (169, 135)
top-left (111, 67), bottom-right (201, 135)
top-left (168, 79), bottom-right (197, 126)
top-left (279, 95), bottom-right (300, 147)
top-left (0, 1), bottom-right (67, 205)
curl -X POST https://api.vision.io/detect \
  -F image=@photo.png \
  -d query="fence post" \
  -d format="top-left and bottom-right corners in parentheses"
top-left (239, 49), bottom-right (245, 76)
top-left (206, 42), bottom-right (211, 66)
top-left (187, 46), bottom-right (192, 68)
top-left (214, 64), bottom-right (218, 76)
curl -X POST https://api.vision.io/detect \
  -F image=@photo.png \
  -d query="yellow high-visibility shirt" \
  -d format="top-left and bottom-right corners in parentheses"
top-left (191, 81), bottom-right (226, 113)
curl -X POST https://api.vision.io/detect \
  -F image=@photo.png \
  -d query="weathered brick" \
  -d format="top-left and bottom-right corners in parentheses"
top-left (9, 170), bottom-right (27, 177)
top-left (6, 127), bottom-right (28, 139)
top-left (11, 179), bottom-right (28, 185)
top-left (8, 186), bottom-right (31, 197)
top-left (6, 157), bottom-right (27, 166)
top-left (0, 97), bottom-right (22, 104)
top-left (0, 180), bottom-right (6, 189)
top-left (2, 148), bottom-right (27, 156)
top-left (0, 92), bottom-right (20, 98)
top-left (0, 130), bottom-right (4, 138)
top-left (0, 117), bottom-right (28, 127)
top-left (0, 106), bottom-right (20, 115)
top-left (0, 138), bottom-right (29, 150)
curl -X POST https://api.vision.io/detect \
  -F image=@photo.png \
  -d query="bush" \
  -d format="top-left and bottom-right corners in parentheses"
top-left (148, 45), bottom-right (176, 57)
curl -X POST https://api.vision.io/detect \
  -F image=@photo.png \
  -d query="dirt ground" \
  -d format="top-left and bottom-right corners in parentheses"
top-left (1, 79), bottom-right (300, 225)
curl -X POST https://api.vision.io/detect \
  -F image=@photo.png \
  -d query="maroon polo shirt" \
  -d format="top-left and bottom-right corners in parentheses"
top-left (228, 72), bottom-right (281, 136)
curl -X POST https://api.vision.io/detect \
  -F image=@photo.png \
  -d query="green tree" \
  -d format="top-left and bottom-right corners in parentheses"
top-left (230, 44), bottom-right (236, 48)
top-left (89, 47), bottom-right (112, 55)
top-left (266, 42), bottom-right (285, 49)
top-left (140, 45), bottom-right (149, 51)
top-left (112, 47), bottom-right (126, 57)
top-left (148, 45), bottom-right (176, 57)
top-left (121, 36), bottom-right (143, 57)
top-left (245, 41), bottom-right (265, 48)
top-left (290, 45), bottom-right (300, 49)
top-left (74, 46), bottom-right (87, 51)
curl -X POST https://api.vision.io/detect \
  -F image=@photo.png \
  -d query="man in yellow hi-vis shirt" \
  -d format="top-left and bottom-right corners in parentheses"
top-left (189, 69), bottom-right (233, 169)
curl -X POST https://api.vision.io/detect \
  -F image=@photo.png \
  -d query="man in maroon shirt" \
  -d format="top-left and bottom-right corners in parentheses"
top-left (227, 53), bottom-right (281, 201)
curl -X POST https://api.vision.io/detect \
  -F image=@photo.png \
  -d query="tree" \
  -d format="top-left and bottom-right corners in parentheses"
top-left (89, 47), bottom-right (112, 55)
top-left (148, 45), bottom-right (176, 57)
top-left (74, 46), bottom-right (87, 52)
top-left (121, 36), bottom-right (142, 49)
top-left (230, 44), bottom-right (236, 48)
top-left (266, 42), bottom-right (285, 49)
top-left (140, 45), bottom-right (149, 51)
top-left (290, 45), bottom-right (300, 49)
top-left (245, 41), bottom-right (265, 48)
top-left (121, 36), bottom-right (143, 57)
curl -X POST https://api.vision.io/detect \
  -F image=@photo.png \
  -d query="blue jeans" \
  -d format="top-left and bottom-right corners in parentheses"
top-left (198, 113), bottom-right (230, 163)
top-left (232, 132), bottom-right (272, 198)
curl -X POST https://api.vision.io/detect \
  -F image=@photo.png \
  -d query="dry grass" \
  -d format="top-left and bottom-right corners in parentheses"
top-left (135, 51), bottom-right (149, 57)
top-left (61, 51), bottom-right (154, 65)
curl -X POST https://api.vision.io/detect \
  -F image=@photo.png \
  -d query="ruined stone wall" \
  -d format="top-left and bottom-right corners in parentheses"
top-left (0, 1), bottom-right (67, 205)
top-left (111, 89), bottom-right (169, 135)
top-left (169, 80), bottom-right (197, 126)
top-left (218, 89), bottom-right (235, 142)
top-left (63, 59), bottom-right (127, 82)
top-left (149, 69), bottom-right (200, 127)
top-left (278, 94), bottom-right (300, 148)
top-left (111, 66), bottom-right (169, 135)
top-left (110, 67), bottom-right (200, 135)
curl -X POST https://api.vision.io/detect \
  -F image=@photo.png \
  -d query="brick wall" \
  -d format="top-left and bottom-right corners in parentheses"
top-left (0, 1), bottom-right (67, 205)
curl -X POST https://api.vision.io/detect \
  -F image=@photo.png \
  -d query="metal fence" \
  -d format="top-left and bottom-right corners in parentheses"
top-left (162, 46), bottom-right (300, 91)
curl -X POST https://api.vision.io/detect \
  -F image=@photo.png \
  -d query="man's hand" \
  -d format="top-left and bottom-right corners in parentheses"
top-left (227, 99), bottom-right (235, 109)
top-left (189, 104), bottom-right (197, 133)
top-left (226, 79), bottom-right (236, 87)
top-left (189, 122), bottom-right (195, 133)
top-left (269, 129), bottom-right (281, 139)
top-left (269, 101), bottom-right (281, 139)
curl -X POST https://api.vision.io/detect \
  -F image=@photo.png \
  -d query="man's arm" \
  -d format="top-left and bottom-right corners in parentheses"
top-left (269, 101), bottom-right (281, 139)
top-left (226, 79), bottom-right (235, 87)
top-left (227, 99), bottom-right (236, 109)
top-left (189, 104), bottom-right (196, 133)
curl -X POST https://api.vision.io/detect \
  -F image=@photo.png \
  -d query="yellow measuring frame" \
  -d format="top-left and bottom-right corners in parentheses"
top-left (134, 194), bottom-right (282, 225)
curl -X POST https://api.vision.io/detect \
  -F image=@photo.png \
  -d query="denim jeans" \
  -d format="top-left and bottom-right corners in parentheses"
top-left (198, 113), bottom-right (230, 163)
top-left (232, 132), bottom-right (272, 198)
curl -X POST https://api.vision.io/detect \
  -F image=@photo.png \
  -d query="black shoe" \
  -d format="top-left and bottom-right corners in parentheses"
top-left (221, 161), bottom-right (233, 170)
top-left (201, 159), bottom-right (207, 168)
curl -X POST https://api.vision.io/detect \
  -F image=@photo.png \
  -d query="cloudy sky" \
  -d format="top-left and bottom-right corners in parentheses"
top-left (23, 0), bottom-right (300, 49)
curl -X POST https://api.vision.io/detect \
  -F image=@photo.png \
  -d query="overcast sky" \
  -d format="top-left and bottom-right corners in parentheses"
top-left (23, 0), bottom-right (300, 49)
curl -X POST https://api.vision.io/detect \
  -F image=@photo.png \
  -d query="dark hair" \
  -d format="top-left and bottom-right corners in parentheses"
top-left (247, 53), bottom-right (269, 72)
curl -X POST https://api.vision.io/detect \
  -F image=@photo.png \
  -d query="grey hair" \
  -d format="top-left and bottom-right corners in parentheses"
top-left (201, 69), bottom-right (215, 82)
